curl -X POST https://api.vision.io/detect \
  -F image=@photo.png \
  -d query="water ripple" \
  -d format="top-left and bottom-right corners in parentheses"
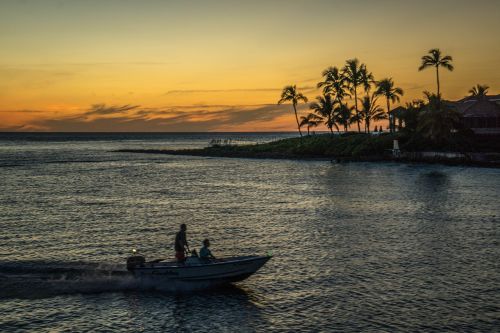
top-left (0, 137), bottom-right (499, 332)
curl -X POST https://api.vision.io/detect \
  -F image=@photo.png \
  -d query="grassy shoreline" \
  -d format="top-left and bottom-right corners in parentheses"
top-left (116, 133), bottom-right (500, 167)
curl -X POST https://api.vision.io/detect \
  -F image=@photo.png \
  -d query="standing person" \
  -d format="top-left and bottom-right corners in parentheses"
top-left (174, 224), bottom-right (189, 262)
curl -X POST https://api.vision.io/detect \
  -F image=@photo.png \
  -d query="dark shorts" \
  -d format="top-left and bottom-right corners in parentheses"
top-left (175, 251), bottom-right (185, 261)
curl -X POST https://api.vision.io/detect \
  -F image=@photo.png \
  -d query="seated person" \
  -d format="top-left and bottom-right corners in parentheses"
top-left (199, 239), bottom-right (215, 261)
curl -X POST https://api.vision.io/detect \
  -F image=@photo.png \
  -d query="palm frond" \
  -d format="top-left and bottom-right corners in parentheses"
top-left (296, 93), bottom-right (308, 103)
top-left (419, 49), bottom-right (453, 72)
top-left (469, 84), bottom-right (490, 97)
top-left (442, 63), bottom-right (454, 71)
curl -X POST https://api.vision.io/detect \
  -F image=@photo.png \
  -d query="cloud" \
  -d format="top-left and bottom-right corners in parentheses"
top-left (14, 102), bottom-right (309, 132)
top-left (164, 88), bottom-right (282, 95)
top-left (402, 83), bottom-right (426, 91)
top-left (164, 86), bottom-right (316, 95)
top-left (82, 104), bottom-right (140, 116)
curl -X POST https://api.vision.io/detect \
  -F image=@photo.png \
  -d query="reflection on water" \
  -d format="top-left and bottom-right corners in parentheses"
top-left (0, 135), bottom-right (499, 332)
top-left (120, 285), bottom-right (268, 332)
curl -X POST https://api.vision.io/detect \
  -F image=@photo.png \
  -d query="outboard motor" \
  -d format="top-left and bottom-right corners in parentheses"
top-left (126, 255), bottom-right (146, 271)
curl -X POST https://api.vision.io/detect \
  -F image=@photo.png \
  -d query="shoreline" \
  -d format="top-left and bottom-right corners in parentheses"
top-left (115, 148), bottom-right (334, 161)
top-left (114, 134), bottom-right (500, 168)
top-left (114, 151), bottom-right (500, 169)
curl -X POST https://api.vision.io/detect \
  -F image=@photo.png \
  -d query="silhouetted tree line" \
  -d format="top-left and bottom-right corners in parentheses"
top-left (279, 48), bottom-right (493, 145)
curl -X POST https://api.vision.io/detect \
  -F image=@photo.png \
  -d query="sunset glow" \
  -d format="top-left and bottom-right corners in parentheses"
top-left (1, 0), bottom-right (499, 131)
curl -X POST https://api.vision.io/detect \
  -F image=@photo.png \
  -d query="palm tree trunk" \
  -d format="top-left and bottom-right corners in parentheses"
top-left (386, 98), bottom-right (391, 133)
top-left (365, 93), bottom-right (369, 133)
top-left (354, 88), bottom-right (360, 132)
top-left (436, 65), bottom-right (440, 98)
top-left (336, 97), bottom-right (342, 134)
top-left (328, 114), bottom-right (333, 135)
top-left (307, 125), bottom-right (310, 136)
top-left (293, 103), bottom-right (302, 137)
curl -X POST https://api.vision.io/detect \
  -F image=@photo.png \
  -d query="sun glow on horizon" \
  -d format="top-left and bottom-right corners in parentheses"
top-left (1, 0), bottom-right (499, 132)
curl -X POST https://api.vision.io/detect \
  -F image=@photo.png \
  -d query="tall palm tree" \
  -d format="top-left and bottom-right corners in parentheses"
top-left (343, 58), bottom-right (365, 132)
top-left (359, 94), bottom-right (387, 133)
top-left (418, 48), bottom-right (454, 98)
top-left (299, 113), bottom-right (323, 136)
top-left (469, 84), bottom-right (489, 98)
top-left (309, 94), bottom-right (338, 134)
top-left (335, 103), bottom-right (354, 132)
top-left (317, 66), bottom-right (349, 103)
top-left (359, 65), bottom-right (374, 132)
top-left (375, 78), bottom-right (404, 133)
top-left (278, 85), bottom-right (308, 136)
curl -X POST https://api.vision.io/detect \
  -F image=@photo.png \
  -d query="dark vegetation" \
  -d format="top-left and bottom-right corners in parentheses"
top-left (279, 48), bottom-right (493, 148)
top-left (117, 131), bottom-right (499, 161)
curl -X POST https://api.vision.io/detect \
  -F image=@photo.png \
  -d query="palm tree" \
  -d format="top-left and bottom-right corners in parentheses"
top-left (418, 91), bottom-right (460, 142)
top-left (299, 113), bottom-right (323, 136)
top-left (335, 103), bottom-right (354, 132)
top-left (375, 78), bottom-right (404, 133)
top-left (469, 84), bottom-right (489, 98)
top-left (343, 59), bottom-right (365, 132)
top-left (360, 65), bottom-right (374, 98)
top-left (309, 94), bottom-right (338, 134)
top-left (317, 66), bottom-right (349, 103)
top-left (278, 85), bottom-right (308, 136)
top-left (418, 48), bottom-right (454, 98)
top-left (359, 94), bottom-right (387, 133)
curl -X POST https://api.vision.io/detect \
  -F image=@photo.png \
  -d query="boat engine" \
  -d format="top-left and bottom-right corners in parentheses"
top-left (126, 255), bottom-right (146, 271)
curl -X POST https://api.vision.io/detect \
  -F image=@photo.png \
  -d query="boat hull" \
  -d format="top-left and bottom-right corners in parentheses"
top-left (130, 255), bottom-right (270, 291)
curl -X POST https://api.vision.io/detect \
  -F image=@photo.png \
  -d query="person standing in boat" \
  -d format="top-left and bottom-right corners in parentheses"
top-left (175, 223), bottom-right (189, 262)
top-left (199, 238), bottom-right (215, 262)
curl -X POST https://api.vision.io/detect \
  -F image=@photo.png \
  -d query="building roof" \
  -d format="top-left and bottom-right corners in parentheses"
top-left (389, 106), bottom-right (406, 116)
top-left (461, 98), bottom-right (500, 118)
top-left (448, 94), bottom-right (500, 116)
top-left (448, 101), bottom-right (471, 114)
top-left (456, 94), bottom-right (500, 104)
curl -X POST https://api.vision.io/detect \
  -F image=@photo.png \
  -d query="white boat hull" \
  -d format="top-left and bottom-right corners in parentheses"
top-left (129, 255), bottom-right (271, 291)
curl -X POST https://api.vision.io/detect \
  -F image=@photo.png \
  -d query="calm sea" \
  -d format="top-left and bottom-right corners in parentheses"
top-left (0, 132), bottom-right (499, 332)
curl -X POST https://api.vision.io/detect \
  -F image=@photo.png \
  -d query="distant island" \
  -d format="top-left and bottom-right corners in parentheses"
top-left (116, 131), bottom-right (500, 167)
top-left (118, 49), bottom-right (500, 167)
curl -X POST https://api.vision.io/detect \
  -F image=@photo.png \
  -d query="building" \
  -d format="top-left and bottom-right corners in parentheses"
top-left (451, 95), bottom-right (500, 135)
top-left (390, 94), bottom-right (500, 135)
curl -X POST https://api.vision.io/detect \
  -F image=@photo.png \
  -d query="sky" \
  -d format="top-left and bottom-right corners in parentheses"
top-left (1, 0), bottom-right (499, 132)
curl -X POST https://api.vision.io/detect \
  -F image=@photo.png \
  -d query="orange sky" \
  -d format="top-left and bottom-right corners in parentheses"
top-left (1, 0), bottom-right (499, 132)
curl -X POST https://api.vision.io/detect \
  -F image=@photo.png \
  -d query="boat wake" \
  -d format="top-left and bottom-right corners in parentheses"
top-left (0, 260), bottom-right (254, 298)
top-left (0, 261), bottom-right (138, 299)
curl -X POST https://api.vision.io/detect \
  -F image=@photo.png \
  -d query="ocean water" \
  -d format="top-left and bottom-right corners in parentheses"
top-left (0, 133), bottom-right (499, 332)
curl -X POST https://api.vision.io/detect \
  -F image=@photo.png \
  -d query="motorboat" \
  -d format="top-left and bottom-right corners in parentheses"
top-left (126, 254), bottom-right (271, 290)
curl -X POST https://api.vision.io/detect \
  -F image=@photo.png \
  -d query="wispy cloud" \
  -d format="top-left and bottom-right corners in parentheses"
top-left (401, 83), bottom-right (426, 91)
top-left (164, 88), bottom-right (281, 95)
top-left (3, 102), bottom-right (309, 132)
top-left (82, 104), bottom-right (140, 116)
top-left (164, 86), bottom-right (316, 95)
